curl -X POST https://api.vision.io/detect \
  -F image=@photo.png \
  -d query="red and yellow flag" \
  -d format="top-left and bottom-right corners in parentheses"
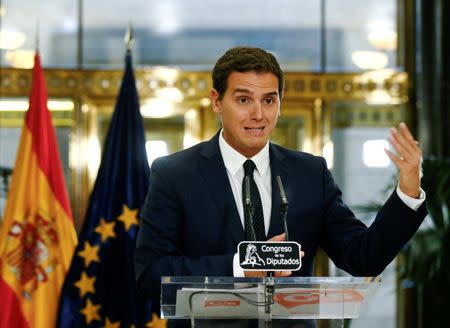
top-left (0, 53), bottom-right (77, 328)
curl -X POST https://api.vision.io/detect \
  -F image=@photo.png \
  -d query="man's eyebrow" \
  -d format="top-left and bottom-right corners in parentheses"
top-left (232, 88), bottom-right (279, 97)
top-left (264, 91), bottom-right (279, 97)
top-left (232, 88), bottom-right (253, 95)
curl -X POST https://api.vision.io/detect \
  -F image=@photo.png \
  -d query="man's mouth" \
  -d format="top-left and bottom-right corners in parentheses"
top-left (244, 127), bottom-right (264, 132)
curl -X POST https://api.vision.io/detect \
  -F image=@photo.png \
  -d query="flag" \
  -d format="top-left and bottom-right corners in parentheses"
top-left (57, 51), bottom-right (156, 327)
top-left (0, 53), bottom-right (77, 327)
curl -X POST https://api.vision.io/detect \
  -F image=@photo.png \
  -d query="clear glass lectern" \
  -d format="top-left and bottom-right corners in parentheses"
top-left (161, 276), bottom-right (379, 327)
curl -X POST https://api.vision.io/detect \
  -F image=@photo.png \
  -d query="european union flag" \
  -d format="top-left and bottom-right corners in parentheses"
top-left (57, 51), bottom-right (154, 327)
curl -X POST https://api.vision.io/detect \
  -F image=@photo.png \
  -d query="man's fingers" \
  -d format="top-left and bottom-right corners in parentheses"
top-left (244, 270), bottom-right (266, 278)
top-left (390, 127), bottom-right (413, 159)
top-left (274, 271), bottom-right (292, 277)
top-left (245, 270), bottom-right (293, 277)
top-left (399, 122), bottom-right (416, 144)
top-left (301, 251), bottom-right (305, 258)
top-left (396, 123), bottom-right (421, 154)
top-left (268, 233), bottom-right (286, 242)
top-left (388, 123), bottom-right (422, 166)
top-left (385, 148), bottom-right (402, 166)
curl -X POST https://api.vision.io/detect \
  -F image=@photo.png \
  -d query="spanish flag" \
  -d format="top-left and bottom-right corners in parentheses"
top-left (0, 53), bottom-right (77, 327)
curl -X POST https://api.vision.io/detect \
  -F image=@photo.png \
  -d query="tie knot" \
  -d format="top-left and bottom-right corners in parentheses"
top-left (243, 160), bottom-right (256, 176)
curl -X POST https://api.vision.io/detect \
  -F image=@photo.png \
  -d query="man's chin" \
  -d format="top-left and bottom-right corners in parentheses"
top-left (242, 142), bottom-right (268, 156)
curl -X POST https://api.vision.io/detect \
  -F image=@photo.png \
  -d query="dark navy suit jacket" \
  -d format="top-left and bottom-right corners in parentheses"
top-left (134, 132), bottom-right (427, 314)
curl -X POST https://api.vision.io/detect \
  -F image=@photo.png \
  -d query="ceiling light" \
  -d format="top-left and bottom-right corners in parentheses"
top-left (368, 30), bottom-right (397, 51)
top-left (5, 49), bottom-right (34, 68)
top-left (0, 29), bottom-right (26, 50)
top-left (351, 51), bottom-right (388, 70)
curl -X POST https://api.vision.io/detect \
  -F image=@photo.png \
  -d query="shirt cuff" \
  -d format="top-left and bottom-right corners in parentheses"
top-left (233, 253), bottom-right (245, 277)
top-left (396, 185), bottom-right (426, 211)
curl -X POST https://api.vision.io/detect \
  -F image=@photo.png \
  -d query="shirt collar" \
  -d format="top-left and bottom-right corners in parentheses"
top-left (219, 130), bottom-right (270, 177)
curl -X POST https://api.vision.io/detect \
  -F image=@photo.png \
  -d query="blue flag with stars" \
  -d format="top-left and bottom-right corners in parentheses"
top-left (57, 51), bottom-right (157, 327)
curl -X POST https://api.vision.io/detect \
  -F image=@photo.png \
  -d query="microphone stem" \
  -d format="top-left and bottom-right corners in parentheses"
top-left (245, 204), bottom-right (257, 241)
top-left (281, 206), bottom-right (289, 241)
top-left (244, 175), bottom-right (257, 241)
top-left (276, 176), bottom-right (290, 242)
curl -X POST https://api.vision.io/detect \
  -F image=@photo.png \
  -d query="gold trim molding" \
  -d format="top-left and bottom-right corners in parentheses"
top-left (0, 67), bottom-right (408, 102)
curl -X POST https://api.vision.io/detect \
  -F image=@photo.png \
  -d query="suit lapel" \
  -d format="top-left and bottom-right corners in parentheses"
top-left (199, 133), bottom-right (245, 245)
top-left (268, 144), bottom-right (289, 238)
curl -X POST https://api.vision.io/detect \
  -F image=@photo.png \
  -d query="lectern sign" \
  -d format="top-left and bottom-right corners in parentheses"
top-left (238, 241), bottom-right (302, 271)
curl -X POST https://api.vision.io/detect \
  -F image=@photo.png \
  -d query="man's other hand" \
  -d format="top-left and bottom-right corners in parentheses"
top-left (385, 122), bottom-right (421, 198)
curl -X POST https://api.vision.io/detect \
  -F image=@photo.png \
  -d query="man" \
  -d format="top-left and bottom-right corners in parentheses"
top-left (135, 47), bottom-right (427, 326)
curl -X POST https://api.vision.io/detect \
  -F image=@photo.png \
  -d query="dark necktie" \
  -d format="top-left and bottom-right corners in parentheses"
top-left (242, 159), bottom-right (266, 241)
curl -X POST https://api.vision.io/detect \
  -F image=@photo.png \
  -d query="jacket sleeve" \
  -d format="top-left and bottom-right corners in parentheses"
top-left (134, 157), bottom-right (234, 310)
top-left (319, 157), bottom-right (427, 276)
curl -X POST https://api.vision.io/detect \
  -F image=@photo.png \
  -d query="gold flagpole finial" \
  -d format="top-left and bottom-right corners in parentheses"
top-left (124, 22), bottom-right (135, 52)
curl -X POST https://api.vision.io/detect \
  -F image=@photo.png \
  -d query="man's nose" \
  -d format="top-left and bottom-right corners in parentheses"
top-left (250, 102), bottom-right (263, 120)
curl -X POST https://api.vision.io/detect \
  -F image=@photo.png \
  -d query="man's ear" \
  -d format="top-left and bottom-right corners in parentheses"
top-left (210, 88), bottom-right (221, 114)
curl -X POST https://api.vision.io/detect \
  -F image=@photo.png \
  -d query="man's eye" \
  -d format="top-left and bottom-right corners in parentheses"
top-left (264, 98), bottom-right (274, 105)
top-left (238, 97), bottom-right (249, 104)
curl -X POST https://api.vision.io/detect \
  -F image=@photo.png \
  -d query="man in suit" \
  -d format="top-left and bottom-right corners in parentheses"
top-left (135, 47), bottom-right (427, 326)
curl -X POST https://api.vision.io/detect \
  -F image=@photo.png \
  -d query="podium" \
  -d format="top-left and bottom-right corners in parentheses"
top-left (161, 276), bottom-right (380, 327)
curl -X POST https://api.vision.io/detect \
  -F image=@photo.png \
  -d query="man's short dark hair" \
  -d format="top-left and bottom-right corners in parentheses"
top-left (212, 46), bottom-right (284, 99)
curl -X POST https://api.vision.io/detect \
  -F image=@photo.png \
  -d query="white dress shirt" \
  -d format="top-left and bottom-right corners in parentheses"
top-left (217, 130), bottom-right (426, 277)
top-left (219, 132), bottom-right (272, 235)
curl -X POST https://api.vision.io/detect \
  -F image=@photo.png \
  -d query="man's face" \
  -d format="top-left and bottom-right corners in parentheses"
top-left (210, 71), bottom-right (281, 158)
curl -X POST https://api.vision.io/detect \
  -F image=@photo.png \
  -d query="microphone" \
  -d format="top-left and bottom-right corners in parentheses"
top-left (244, 175), bottom-right (251, 206)
top-left (276, 176), bottom-right (289, 241)
top-left (237, 176), bottom-right (301, 273)
top-left (238, 176), bottom-right (302, 274)
top-left (244, 175), bottom-right (256, 241)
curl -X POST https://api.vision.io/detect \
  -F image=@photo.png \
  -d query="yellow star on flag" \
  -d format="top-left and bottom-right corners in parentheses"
top-left (95, 218), bottom-right (116, 242)
top-left (146, 313), bottom-right (167, 328)
top-left (117, 204), bottom-right (139, 231)
top-left (74, 271), bottom-right (96, 297)
top-left (104, 317), bottom-right (121, 328)
top-left (78, 241), bottom-right (100, 267)
top-left (80, 299), bottom-right (101, 324)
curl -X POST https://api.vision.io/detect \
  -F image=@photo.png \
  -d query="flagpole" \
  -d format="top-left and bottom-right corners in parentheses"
top-left (36, 21), bottom-right (40, 52)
